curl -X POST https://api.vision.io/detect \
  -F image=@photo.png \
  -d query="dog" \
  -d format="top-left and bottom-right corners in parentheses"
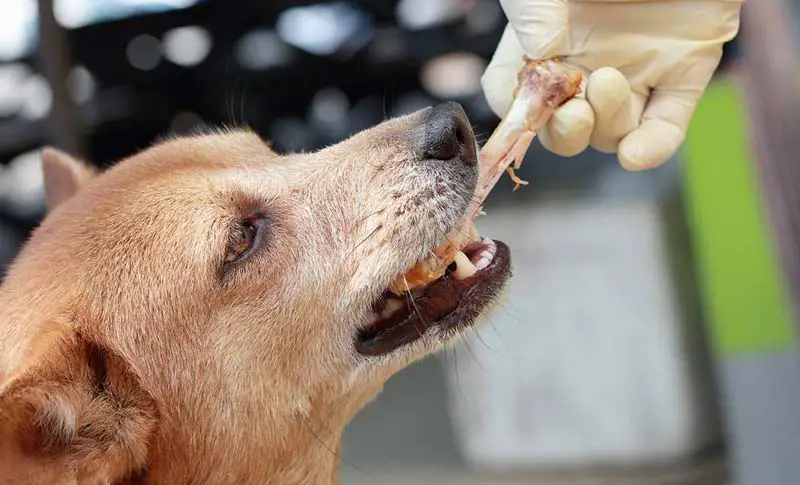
top-left (0, 101), bottom-right (511, 484)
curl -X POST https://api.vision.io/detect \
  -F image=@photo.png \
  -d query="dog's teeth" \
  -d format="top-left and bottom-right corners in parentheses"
top-left (482, 240), bottom-right (497, 258)
top-left (473, 240), bottom-right (497, 271)
top-left (454, 250), bottom-right (478, 280)
top-left (418, 257), bottom-right (434, 274)
top-left (381, 298), bottom-right (405, 318)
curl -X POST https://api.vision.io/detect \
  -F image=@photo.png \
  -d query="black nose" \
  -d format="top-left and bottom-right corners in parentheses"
top-left (417, 102), bottom-right (476, 163)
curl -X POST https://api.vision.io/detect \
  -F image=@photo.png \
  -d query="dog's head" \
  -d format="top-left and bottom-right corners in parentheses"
top-left (0, 102), bottom-right (510, 483)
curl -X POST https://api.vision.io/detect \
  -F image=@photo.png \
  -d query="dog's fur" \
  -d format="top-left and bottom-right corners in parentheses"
top-left (0, 106), bottom-right (500, 484)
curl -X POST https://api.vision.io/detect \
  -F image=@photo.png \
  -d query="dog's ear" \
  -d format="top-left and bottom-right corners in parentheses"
top-left (41, 147), bottom-right (97, 212)
top-left (0, 330), bottom-right (156, 484)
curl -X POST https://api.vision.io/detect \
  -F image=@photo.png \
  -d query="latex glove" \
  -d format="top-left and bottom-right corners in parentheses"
top-left (482, 0), bottom-right (744, 170)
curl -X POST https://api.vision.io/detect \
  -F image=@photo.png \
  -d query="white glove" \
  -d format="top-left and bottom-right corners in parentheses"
top-left (482, 0), bottom-right (744, 170)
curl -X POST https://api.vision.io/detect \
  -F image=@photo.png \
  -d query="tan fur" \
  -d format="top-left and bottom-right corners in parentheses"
top-left (0, 110), bottom-right (489, 484)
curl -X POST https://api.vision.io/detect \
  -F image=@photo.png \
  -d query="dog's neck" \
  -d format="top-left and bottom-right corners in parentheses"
top-left (143, 372), bottom-right (386, 484)
top-left (148, 418), bottom-right (344, 484)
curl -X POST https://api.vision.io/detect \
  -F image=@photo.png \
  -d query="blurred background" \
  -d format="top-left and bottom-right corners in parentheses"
top-left (1, 1), bottom-right (799, 484)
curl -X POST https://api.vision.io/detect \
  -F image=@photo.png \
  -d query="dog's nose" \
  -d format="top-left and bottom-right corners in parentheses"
top-left (416, 102), bottom-right (476, 164)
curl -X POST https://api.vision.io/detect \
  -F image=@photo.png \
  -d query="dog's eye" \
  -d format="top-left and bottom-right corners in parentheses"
top-left (224, 217), bottom-right (270, 265)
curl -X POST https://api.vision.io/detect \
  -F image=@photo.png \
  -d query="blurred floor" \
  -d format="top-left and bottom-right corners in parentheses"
top-left (340, 147), bottom-right (726, 484)
top-left (341, 358), bottom-right (727, 485)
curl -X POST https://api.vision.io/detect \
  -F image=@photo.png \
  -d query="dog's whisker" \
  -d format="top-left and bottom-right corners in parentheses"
top-left (472, 323), bottom-right (511, 360)
top-left (491, 301), bottom-right (523, 323)
top-left (434, 225), bottom-right (473, 245)
top-left (485, 318), bottom-right (511, 351)
top-left (238, 77), bottom-right (250, 126)
top-left (345, 208), bottom-right (385, 235)
top-left (382, 87), bottom-right (392, 121)
top-left (402, 276), bottom-right (430, 338)
top-left (348, 225), bottom-right (383, 258)
top-left (451, 344), bottom-right (471, 409)
top-left (297, 414), bottom-right (372, 477)
top-left (461, 335), bottom-right (490, 376)
top-left (427, 250), bottom-right (452, 275)
top-left (227, 75), bottom-right (246, 127)
top-left (429, 251), bottom-right (458, 279)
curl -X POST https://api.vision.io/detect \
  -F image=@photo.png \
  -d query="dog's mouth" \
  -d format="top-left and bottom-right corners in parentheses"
top-left (355, 237), bottom-right (511, 356)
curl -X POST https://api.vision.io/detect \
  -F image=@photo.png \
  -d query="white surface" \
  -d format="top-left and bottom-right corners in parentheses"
top-left (446, 200), bottom-right (719, 470)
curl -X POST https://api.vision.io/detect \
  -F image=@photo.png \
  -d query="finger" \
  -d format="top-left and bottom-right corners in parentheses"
top-left (585, 67), bottom-right (638, 153)
top-left (539, 67), bottom-right (594, 157)
top-left (483, 23), bottom-right (591, 157)
top-left (539, 97), bottom-right (594, 158)
top-left (618, 52), bottom-right (723, 170)
top-left (481, 24), bottom-right (528, 117)
top-left (619, 88), bottom-right (703, 170)
top-left (499, 0), bottom-right (569, 59)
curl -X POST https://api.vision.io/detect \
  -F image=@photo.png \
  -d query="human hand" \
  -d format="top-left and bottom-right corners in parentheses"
top-left (482, 0), bottom-right (744, 170)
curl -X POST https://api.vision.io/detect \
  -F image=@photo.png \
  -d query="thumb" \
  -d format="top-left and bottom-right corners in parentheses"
top-left (482, 25), bottom-right (527, 117)
top-left (499, 0), bottom-right (569, 59)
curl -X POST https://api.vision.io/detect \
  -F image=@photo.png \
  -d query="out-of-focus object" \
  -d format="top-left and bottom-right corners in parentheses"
top-left (0, 150), bottom-right (45, 217)
top-left (66, 66), bottom-right (96, 105)
top-left (53, 0), bottom-right (200, 29)
top-left (395, 0), bottom-right (466, 31)
top-left (738, 0), bottom-right (800, 334)
top-left (681, 2), bottom-right (800, 485)
top-left (37, 0), bottom-right (85, 157)
top-left (162, 26), bottom-right (212, 67)
top-left (276, 2), bottom-right (372, 57)
top-left (235, 29), bottom-right (292, 70)
top-left (0, 0), bottom-right (205, 62)
top-left (420, 52), bottom-right (486, 99)
top-left (0, 0), bottom-right (37, 61)
top-left (445, 193), bottom-right (720, 470)
top-left (0, 64), bottom-right (36, 117)
top-left (126, 34), bottom-right (161, 71)
top-left (481, 0), bottom-right (743, 170)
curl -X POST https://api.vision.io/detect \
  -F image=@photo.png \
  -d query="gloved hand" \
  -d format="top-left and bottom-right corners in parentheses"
top-left (482, 0), bottom-right (744, 170)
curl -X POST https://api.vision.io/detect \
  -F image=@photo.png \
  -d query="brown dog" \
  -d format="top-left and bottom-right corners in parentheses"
top-left (0, 102), bottom-right (511, 484)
